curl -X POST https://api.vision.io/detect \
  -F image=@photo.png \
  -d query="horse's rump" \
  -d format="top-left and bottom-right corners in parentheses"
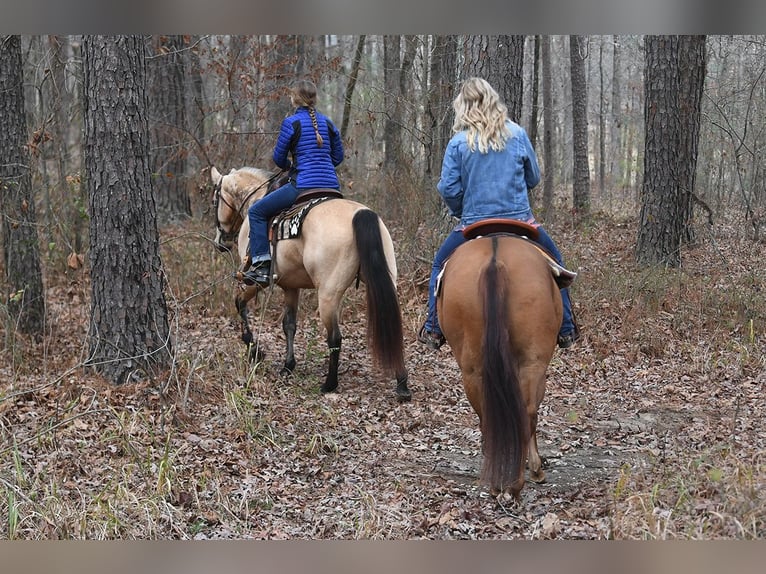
top-left (437, 235), bottom-right (562, 496)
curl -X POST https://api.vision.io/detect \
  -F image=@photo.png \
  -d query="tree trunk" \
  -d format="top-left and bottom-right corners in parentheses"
top-left (425, 35), bottom-right (458, 178)
top-left (528, 35), bottom-right (541, 150)
top-left (541, 36), bottom-right (555, 223)
top-left (341, 35), bottom-right (366, 138)
top-left (148, 35), bottom-right (191, 224)
top-left (383, 35), bottom-right (402, 169)
top-left (678, 35), bottom-right (707, 243)
top-left (610, 35), bottom-right (622, 209)
top-left (569, 35), bottom-right (591, 218)
top-left (462, 35), bottom-right (525, 121)
top-left (185, 35), bottom-right (207, 177)
top-left (0, 35), bottom-right (46, 335)
top-left (598, 36), bottom-right (606, 200)
top-left (83, 35), bottom-right (172, 384)
top-left (636, 35), bottom-right (682, 267)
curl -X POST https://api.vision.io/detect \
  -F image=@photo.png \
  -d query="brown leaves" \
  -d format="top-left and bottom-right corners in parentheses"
top-left (1, 215), bottom-right (765, 539)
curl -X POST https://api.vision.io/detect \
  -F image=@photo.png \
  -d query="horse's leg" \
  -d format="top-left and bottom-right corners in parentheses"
top-left (521, 364), bottom-right (548, 483)
top-left (281, 288), bottom-right (299, 375)
top-left (235, 288), bottom-right (264, 363)
top-left (317, 292), bottom-right (342, 393)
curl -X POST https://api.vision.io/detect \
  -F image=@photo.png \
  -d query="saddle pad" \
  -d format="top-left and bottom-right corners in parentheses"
top-left (271, 195), bottom-right (339, 241)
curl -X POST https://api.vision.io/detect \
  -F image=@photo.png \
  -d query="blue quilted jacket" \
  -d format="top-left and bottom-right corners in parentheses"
top-left (272, 106), bottom-right (344, 189)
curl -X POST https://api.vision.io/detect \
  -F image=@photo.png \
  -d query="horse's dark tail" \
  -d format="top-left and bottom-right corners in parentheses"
top-left (480, 237), bottom-right (529, 493)
top-left (352, 209), bottom-right (406, 376)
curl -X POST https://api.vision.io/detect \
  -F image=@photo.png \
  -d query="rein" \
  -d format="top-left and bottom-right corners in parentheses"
top-left (212, 169), bottom-right (285, 242)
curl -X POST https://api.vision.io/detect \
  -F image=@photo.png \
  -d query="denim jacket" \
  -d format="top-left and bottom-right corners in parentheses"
top-left (273, 106), bottom-right (344, 190)
top-left (437, 119), bottom-right (540, 226)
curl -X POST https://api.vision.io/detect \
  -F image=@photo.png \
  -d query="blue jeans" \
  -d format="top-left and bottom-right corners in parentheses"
top-left (247, 182), bottom-right (300, 262)
top-left (424, 226), bottom-right (575, 338)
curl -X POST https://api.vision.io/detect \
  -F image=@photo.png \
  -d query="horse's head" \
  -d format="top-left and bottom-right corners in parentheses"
top-left (210, 166), bottom-right (243, 252)
top-left (210, 165), bottom-right (284, 252)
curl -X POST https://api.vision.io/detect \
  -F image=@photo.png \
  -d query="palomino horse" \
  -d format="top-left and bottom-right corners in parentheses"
top-left (210, 166), bottom-right (411, 402)
top-left (436, 220), bottom-right (564, 499)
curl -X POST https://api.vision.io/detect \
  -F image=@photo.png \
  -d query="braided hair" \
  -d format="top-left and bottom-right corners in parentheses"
top-left (291, 80), bottom-right (323, 148)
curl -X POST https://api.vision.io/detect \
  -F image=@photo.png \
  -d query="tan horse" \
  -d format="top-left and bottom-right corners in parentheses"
top-left (436, 227), bottom-right (563, 499)
top-left (210, 166), bottom-right (411, 402)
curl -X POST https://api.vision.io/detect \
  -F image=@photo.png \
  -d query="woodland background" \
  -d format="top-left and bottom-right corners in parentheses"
top-left (0, 35), bottom-right (764, 539)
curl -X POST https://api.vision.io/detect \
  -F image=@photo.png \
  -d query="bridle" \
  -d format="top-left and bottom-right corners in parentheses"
top-left (212, 177), bottom-right (240, 244)
top-left (211, 170), bottom-right (285, 245)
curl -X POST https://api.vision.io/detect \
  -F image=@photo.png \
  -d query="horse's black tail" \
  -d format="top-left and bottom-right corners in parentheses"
top-left (352, 209), bottom-right (406, 376)
top-left (480, 238), bottom-right (529, 493)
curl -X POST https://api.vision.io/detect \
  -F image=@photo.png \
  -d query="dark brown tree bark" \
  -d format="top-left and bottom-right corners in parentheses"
top-left (148, 35), bottom-right (191, 224)
top-left (678, 35), bottom-right (707, 243)
top-left (341, 35), bottom-right (366, 138)
top-left (83, 35), bottom-right (171, 385)
top-left (383, 35), bottom-right (403, 169)
top-left (541, 35), bottom-right (555, 222)
top-left (569, 35), bottom-right (591, 218)
top-left (609, 35), bottom-right (622, 210)
top-left (425, 35), bottom-right (458, 178)
top-left (462, 35), bottom-right (525, 121)
top-left (636, 35), bottom-right (683, 267)
top-left (0, 35), bottom-right (46, 335)
top-left (598, 36), bottom-right (606, 199)
top-left (528, 35), bottom-right (541, 150)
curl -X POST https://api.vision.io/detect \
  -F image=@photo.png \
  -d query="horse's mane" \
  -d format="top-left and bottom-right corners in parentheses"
top-left (228, 166), bottom-right (276, 204)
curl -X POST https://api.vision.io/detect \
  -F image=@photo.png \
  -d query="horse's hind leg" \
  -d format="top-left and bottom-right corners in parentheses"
top-left (521, 365), bottom-right (548, 483)
top-left (281, 289), bottom-right (299, 375)
top-left (317, 293), bottom-right (342, 394)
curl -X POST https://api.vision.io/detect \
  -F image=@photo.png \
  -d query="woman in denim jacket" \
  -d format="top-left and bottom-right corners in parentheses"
top-left (418, 77), bottom-right (580, 350)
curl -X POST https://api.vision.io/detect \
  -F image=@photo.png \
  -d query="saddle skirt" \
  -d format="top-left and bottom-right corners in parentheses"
top-left (435, 218), bottom-right (577, 297)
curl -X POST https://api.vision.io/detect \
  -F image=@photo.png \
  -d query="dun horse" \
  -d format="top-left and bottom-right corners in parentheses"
top-left (210, 166), bottom-right (411, 402)
top-left (436, 220), bottom-right (565, 499)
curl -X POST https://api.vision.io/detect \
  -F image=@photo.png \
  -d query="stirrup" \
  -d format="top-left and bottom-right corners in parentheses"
top-left (243, 260), bottom-right (271, 287)
top-left (417, 324), bottom-right (446, 350)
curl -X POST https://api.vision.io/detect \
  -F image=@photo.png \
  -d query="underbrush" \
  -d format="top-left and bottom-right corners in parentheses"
top-left (1, 199), bottom-right (764, 539)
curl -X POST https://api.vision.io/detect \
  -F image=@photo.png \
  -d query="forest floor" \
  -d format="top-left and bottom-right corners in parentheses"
top-left (0, 209), bottom-right (764, 539)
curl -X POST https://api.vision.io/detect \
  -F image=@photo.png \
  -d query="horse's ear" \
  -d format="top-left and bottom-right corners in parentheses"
top-left (210, 166), bottom-right (221, 183)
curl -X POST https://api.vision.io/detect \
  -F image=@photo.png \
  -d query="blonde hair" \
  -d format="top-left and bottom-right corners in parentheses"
top-left (290, 79), bottom-right (323, 148)
top-left (452, 77), bottom-right (511, 153)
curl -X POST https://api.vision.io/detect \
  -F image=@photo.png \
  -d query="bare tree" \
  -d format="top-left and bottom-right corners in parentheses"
top-left (382, 35), bottom-right (416, 170)
top-left (678, 35), bottom-right (707, 243)
top-left (148, 35), bottom-right (191, 224)
top-left (569, 35), bottom-right (591, 219)
top-left (341, 35), bottom-right (366, 139)
top-left (83, 35), bottom-right (172, 384)
top-left (0, 35), bottom-right (46, 335)
top-left (610, 35), bottom-right (622, 208)
top-left (425, 35), bottom-right (458, 178)
top-left (541, 35), bottom-right (555, 222)
top-left (637, 35), bottom-right (683, 267)
top-left (528, 35), bottom-right (541, 150)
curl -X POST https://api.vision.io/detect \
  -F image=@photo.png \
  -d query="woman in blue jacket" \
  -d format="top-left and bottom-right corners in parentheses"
top-left (418, 77), bottom-right (580, 350)
top-left (243, 79), bottom-right (344, 286)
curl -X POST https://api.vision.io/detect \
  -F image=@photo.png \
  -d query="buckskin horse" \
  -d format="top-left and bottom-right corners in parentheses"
top-left (209, 166), bottom-right (411, 402)
top-left (436, 219), bottom-right (568, 499)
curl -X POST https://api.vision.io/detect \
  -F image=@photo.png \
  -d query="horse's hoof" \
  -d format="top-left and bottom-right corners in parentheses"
top-left (248, 346), bottom-right (264, 363)
top-left (320, 382), bottom-right (338, 394)
top-left (396, 388), bottom-right (412, 403)
top-left (281, 359), bottom-right (296, 375)
top-left (529, 470), bottom-right (546, 484)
